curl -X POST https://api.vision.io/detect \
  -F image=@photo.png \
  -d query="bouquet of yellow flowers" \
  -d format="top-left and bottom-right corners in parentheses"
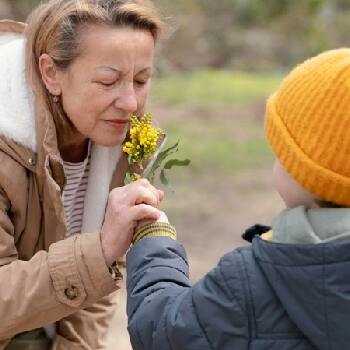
top-left (123, 113), bottom-right (190, 185)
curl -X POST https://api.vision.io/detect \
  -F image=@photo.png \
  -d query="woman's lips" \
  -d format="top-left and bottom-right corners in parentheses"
top-left (105, 119), bottom-right (129, 129)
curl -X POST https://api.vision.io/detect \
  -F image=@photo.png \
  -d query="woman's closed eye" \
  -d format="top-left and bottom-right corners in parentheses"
top-left (99, 80), bottom-right (117, 87)
top-left (134, 74), bottom-right (151, 87)
top-left (134, 79), bottom-right (148, 87)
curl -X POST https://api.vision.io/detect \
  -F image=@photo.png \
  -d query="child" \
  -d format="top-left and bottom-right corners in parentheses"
top-left (126, 49), bottom-right (350, 350)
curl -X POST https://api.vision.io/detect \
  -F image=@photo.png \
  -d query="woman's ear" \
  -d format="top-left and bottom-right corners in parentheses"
top-left (38, 53), bottom-right (62, 96)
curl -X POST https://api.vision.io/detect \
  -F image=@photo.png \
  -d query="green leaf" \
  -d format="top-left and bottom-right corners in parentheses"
top-left (144, 140), bottom-right (180, 183)
top-left (124, 172), bottom-right (133, 185)
top-left (159, 158), bottom-right (191, 186)
top-left (163, 158), bottom-right (191, 169)
top-left (160, 169), bottom-right (169, 185)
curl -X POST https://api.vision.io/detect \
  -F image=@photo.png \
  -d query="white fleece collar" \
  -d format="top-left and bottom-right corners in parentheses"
top-left (0, 37), bottom-right (36, 151)
top-left (82, 144), bottom-right (122, 232)
top-left (0, 36), bottom-right (123, 232)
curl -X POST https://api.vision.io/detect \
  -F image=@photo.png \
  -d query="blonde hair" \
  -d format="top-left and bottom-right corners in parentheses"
top-left (25, 0), bottom-right (165, 145)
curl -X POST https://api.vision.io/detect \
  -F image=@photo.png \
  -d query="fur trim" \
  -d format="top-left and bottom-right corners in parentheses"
top-left (0, 37), bottom-right (36, 151)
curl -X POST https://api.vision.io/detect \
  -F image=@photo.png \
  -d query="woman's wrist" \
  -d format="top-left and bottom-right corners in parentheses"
top-left (100, 234), bottom-right (123, 282)
top-left (100, 230), bottom-right (117, 267)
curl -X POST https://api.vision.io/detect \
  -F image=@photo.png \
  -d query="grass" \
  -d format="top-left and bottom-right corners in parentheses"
top-left (151, 69), bottom-right (283, 107)
top-left (160, 120), bottom-right (274, 177)
top-left (150, 69), bottom-right (282, 179)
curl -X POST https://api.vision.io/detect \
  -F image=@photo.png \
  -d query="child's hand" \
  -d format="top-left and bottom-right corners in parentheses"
top-left (136, 211), bottom-right (170, 231)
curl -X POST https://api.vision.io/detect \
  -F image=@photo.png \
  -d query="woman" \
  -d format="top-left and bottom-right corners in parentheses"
top-left (0, 0), bottom-right (164, 348)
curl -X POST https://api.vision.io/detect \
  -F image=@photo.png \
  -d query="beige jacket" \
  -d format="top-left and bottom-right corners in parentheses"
top-left (0, 20), bottom-right (129, 349)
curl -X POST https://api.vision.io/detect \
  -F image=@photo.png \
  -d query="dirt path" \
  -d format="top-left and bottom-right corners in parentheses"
top-left (106, 168), bottom-right (283, 349)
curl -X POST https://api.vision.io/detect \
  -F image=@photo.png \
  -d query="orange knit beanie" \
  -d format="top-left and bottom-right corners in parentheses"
top-left (265, 49), bottom-right (350, 206)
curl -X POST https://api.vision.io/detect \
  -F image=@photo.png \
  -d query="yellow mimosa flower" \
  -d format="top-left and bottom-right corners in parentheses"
top-left (122, 113), bottom-right (163, 165)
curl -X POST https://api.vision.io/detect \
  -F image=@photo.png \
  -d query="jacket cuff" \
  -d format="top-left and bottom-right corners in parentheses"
top-left (77, 231), bottom-right (121, 297)
top-left (132, 222), bottom-right (177, 244)
top-left (48, 232), bottom-right (120, 308)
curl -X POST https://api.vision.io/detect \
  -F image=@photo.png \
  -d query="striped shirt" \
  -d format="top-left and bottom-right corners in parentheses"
top-left (62, 145), bottom-right (91, 237)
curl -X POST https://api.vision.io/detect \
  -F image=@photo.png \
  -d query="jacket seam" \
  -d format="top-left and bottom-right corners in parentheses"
top-left (167, 246), bottom-right (189, 267)
top-left (255, 258), bottom-right (350, 267)
top-left (323, 246), bottom-right (332, 350)
top-left (252, 337), bottom-right (310, 342)
top-left (128, 264), bottom-right (188, 311)
top-left (188, 289), bottom-right (215, 350)
top-left (255, 332), bottom-right (306, 338)
top-left (129, 285), bottom-right (169, 320)
top-left (242, 251), bottom-right (258, 340)
top-left (133, 324), bottom-right (147, 350)
top-left (237, 250), bottom-right (255, 342)
top-left (219, 254), bottom-right (245, 314)
top-left (162, 293), bottom-right (180, 350)
top-left (127, 269), bottom-right (191, 345)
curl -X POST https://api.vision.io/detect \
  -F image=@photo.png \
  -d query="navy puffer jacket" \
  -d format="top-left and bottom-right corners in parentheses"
top-left (127, 235), bottom-right (350, 349)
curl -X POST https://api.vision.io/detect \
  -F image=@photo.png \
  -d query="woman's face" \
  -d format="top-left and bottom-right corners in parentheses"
top-left (56, 25), bottom-right (155, 147)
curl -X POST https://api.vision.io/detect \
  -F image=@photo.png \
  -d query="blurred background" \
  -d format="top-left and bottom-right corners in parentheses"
top-left (1, 0), bottom-right (350, 348)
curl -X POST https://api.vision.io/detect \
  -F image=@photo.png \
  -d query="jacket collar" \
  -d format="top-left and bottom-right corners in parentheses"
top-left (253, 206), bottom-right (350, 265)
top-left (0, 35), bottom-right (36, 152)
top-left (271, 206), bottom-right (350, 244)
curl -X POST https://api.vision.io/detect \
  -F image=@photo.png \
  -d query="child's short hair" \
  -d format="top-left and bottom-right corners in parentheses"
top-left (265, 49), bottom-right (350, 207)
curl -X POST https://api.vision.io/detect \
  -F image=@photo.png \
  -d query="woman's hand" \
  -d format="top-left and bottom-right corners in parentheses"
top-left (100, 179), bottom-right (164, 267)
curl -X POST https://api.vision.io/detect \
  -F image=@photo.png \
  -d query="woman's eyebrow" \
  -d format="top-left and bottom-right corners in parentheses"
top-left (137, 67), bottom-right (152, 74)
top-left (95, 66), bottom-right (153, 75)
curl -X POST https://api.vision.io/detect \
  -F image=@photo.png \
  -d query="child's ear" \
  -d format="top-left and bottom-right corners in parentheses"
top-left (273, 159), bottom-right (318, 209)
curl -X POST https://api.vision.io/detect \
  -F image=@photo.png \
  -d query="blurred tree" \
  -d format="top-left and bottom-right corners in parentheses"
top-left (1, 0), bottom-right (350, 72)
top-left (0, 0), bottom-right (40, 20)
top-left (158, 0), bottom-right (331, 70)
top-left (237, 0), bottom-right (324, 24)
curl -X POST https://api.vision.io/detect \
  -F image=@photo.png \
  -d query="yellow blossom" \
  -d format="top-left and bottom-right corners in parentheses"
top-left (122, 113), bottom-right (163, 165)
top-left (131, 173), bottom-right (141, 181)
top-left (122, 112), bottom-right (190, 185)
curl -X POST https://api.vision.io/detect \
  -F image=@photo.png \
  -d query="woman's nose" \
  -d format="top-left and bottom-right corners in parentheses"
top-left (114, 84), bottom-right (138, 113)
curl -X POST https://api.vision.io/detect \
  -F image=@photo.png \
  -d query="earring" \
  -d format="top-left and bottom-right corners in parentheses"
top-left (53, 95), bottom-right (59, 103)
